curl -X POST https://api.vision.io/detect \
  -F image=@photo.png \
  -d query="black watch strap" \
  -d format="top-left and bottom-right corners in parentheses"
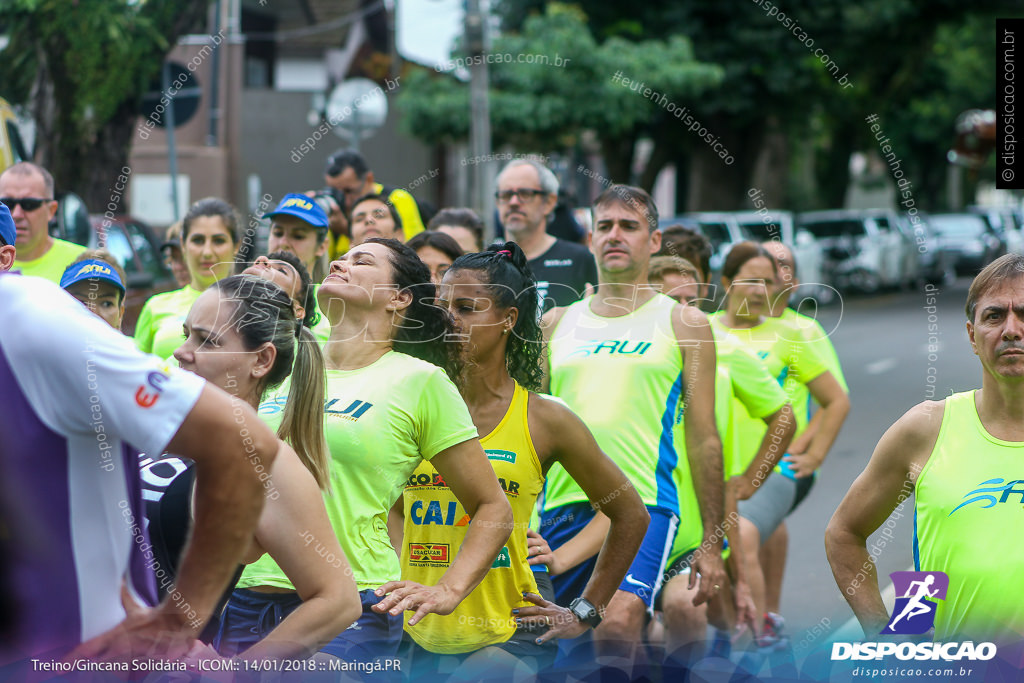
top-left (569, 596), bottom-right (602, 628)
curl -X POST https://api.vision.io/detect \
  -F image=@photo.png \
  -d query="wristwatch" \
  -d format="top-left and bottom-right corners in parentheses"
top-left (569, 597), bottom-right (602, 628)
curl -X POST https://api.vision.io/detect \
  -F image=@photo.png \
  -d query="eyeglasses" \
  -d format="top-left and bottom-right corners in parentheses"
top-left (1, 197), bottom-right (53, 212)
top-left (495, 188), bottom-right (547, 203)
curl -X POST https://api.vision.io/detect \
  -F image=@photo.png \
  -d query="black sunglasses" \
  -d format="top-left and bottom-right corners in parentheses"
top-left (1, 197), bottom-right (53, 212)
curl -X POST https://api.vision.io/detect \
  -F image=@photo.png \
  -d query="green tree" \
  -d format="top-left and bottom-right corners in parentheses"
top-left (397, 3), bottom-right (723, 193)
top-left (859, 15), bottom-right (1000, 210)
top-left (499, 0), bottom-right (1012, 210)
top-left (0, 0), bottom-right (210, 210)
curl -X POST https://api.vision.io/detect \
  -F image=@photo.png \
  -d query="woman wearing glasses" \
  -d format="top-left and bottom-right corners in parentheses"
top-left (135, 198), bottom-right (241, 359)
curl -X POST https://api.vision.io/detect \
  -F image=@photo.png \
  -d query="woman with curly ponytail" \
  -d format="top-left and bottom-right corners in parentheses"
top-left (391, 242), bottom-right (649, 674)
top-left (302, 237), bottom-right (512, 660)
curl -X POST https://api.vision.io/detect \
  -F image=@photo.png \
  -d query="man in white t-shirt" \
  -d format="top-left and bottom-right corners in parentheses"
top-left (0, 273), bottom-right (280, 664)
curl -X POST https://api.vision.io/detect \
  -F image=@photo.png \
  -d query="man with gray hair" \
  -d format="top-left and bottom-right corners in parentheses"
top-left (496, 159), bottom-right (596, 310)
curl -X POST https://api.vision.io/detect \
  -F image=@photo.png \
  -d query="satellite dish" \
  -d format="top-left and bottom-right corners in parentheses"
top-left (325, 78), bottom-right (389, 141)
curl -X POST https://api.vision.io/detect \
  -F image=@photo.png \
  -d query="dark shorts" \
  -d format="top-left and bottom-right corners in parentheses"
top-left (400, 570), bottom-right (558, 677)
top-left (321, 589), bottom-right (404, 660)
top-left (540, 502), bottom-right (679, 613)
top-left (213, 588), bottom-right (303, 656)
top-left (653, 547), bottom-right (699, 611)
top-left (213, 588), bottom-right (403, 662)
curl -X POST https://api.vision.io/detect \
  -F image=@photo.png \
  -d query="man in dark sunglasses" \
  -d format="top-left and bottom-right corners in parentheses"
top-left (0, 202), bottom-right (16, 271)
top-left (495, 159), bottom-right (597, 311)
top-left (0, 162), bottom-right (83, 283)
top-left (323, 148), bottom-right (427, 240)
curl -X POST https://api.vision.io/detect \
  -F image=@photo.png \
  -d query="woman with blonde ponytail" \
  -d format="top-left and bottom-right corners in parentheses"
top-left (140, 273), bottom-right (361, 660)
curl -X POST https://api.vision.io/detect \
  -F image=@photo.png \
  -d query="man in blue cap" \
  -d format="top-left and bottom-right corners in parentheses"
top-left (263, 192), bottom-right (332, 343)
top-left (264, 193), bottom-right (330, 282)
top-left (60, 251), bottom-right (127, 329)
top-left (0, 202), bottom-right (15, 271)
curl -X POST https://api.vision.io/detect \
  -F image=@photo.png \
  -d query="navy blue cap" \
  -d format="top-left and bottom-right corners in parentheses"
top-left (60, 259), bottom-right (125, 294)
top-left (263, 193), bottom-right (329, 229)
top-left (0, 202), bottom-right (14, 246)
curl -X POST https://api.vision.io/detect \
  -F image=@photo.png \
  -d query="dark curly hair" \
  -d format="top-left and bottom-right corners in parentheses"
top-left (365, 238), bottom-right (465, 386)
top-left (446, 241), bottom-right (543, 392)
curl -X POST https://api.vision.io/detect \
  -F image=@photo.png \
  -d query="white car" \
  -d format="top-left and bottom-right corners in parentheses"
top-left (795, 210), bottom-right (906, 294)
top-left (731, 210), bottom-right (831, 305)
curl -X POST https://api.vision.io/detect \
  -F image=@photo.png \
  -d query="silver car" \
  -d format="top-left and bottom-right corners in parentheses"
top-left (795, 210), bottom-right (906, 294)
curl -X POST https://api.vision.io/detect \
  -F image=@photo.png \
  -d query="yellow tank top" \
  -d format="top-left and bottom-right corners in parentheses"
top-left (400, 382), bottom-right (544, 653)
top-left (915, 390), bottom-right (1024, 641)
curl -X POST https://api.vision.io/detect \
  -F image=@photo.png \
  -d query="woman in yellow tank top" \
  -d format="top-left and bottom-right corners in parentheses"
top-left (392, 242), bottom-right (650, 675)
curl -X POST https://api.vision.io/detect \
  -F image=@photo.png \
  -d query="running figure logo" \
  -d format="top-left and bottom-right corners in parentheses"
top-left (880, 571), bottom-right (948, 635)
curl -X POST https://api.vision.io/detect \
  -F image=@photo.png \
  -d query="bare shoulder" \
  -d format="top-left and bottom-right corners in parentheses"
top-left (267, 440), bottom-right (319, 496)
top-left (876, 399), bottom-right (947, 480)
top-left (670, 302), bottom-right (712, 342)
top-left (889, 399), bottom-right (945, 446)
top-left (526, 392), bottom-right (585, 461)
top-left (527, 391), bottom-right (578, 431)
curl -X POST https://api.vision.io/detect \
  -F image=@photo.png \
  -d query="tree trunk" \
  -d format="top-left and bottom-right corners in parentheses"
top-left (686, 113), bottom-right (766, 210)
top-left (600, 135), bottom-right (636, 186)
top-left (750, 117), bottom-right (789, 208)
top-left (814, 116), bottom-right (857, 209)
top-left (638, 138), bottom-right (673, 194)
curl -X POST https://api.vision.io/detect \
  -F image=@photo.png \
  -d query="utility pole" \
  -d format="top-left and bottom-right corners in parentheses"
top-left (465, 0), bottom-right (494, 241)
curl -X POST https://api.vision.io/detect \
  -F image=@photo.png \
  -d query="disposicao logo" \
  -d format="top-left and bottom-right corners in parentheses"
top-left (831, 571), bottom-right (996, 663)
top-left (882, 570), bottom-right (947, 635)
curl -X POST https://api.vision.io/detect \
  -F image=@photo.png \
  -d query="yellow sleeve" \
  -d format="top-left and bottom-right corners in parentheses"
top-left (415, 369), bottom-right (478, 459)
top-left (387, 188), bottom-right (425, 239)
top-left (134, 299), bottom-right (157, 353)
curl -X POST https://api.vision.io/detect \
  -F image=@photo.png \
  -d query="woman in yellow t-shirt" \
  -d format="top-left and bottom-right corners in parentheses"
top-left (393, 242), bottom-right (650, 675)
top-left (710, 241), bottom-right (849, 626)
top-left (135, 198), bottom-right (241, 359)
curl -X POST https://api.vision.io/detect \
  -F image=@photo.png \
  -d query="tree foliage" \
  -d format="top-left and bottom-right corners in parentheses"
top-left (408, 0), bottom-right (1015, 210)
top-left (0, 0), bottom-right (211, 209)
top-left (397, 3), bottom-right (723, 183)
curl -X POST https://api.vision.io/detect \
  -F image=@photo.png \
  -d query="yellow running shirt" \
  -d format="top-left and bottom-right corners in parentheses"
top-left (544, 294), bottom-right (683, 513)
top-left (241, 350), bottom-right (478, 591)
top-left (134, 286), bottom-right (202, 360)
top-left (914, 390), bottom-right (1024, 641)
top-left (668, 332), bottom-right (789, 564)
top-left (401, 382), bottom-right (543, 653)
top-left (708, 313), bottom-right (827, 475)
top-left (14, 238), bottom-right (83, 284)
top-left (777, 307), bottom-right (848, 426)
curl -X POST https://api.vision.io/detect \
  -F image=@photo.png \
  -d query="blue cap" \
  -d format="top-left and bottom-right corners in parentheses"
top-left (60, 259), bottom-right (126, 294)
top-left (0, 202), bottom-right (14, 247)
top-left (263, 193), bottom-right (329, 229)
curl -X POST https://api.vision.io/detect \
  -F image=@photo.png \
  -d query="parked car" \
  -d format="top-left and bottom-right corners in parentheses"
top-left (968, 206), bottom-right (1024, 255)
top-left (862, 209), bottom-right (921, 289)
top-left (731, 209), bottom-right (832, 304)
top-left (906, 212), bottom-right (956, 286)
top-left (928, 213), bottom-right (1004, 275)
top-left (659, 214), bottom-right (741, 278)
top-left (796, 210), bottom-right (908, 294)
top-left (50, 212), bottom-right (177, 334)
